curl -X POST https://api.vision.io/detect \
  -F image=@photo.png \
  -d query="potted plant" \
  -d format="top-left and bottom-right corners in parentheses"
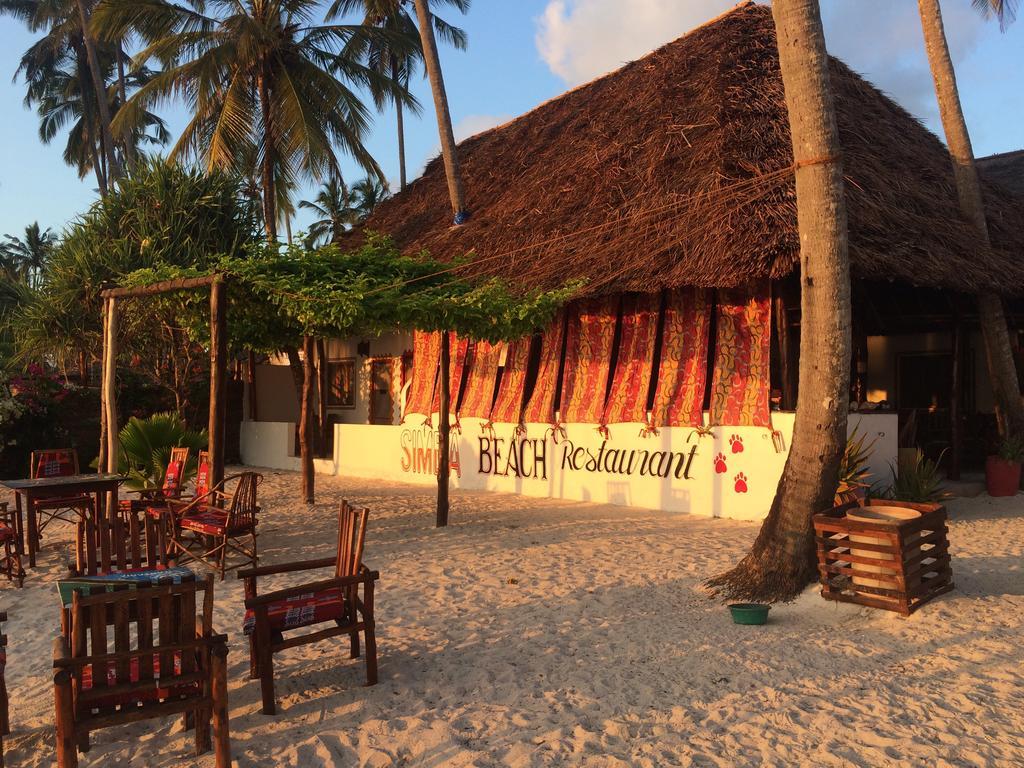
top-left (985, 436), bottom-right (1024, 497)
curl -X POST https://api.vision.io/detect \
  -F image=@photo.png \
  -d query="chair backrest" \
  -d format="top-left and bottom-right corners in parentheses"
top-left (194, 451), bottom-right (212, 499)
top-left (77, 503), bottom-right (156, 575)
top-left (31, 448), bottom-right (79, 479)
top-left (161, 447), bottom-right (190, 498)
top-left (225, 472), bottom-right (261, 529)
top-left (67, 576), bottom-right (214, 707)
top-left (335, 500), bottom-right (368, 579)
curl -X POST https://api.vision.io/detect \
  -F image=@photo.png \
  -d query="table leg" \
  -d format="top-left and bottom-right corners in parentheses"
top-left (26, 495), bottom-right (37, 568)
top-left (13, 494), bottom-right (24, 560)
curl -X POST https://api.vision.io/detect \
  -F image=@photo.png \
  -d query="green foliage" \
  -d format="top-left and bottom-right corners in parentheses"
top-left (116, 412), bottom-right (207, 492)
top-left (877, 449), bottom-right (950, 503)
top-left (838, 424), bottom-right (878, 491)
top-left (997, 434), bottom-right (1024, 463)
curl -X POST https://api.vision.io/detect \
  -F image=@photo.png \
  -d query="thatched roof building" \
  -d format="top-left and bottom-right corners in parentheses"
top-left (354, 2), bottom-right (1024, 295)
top-left (979, 150), bottom-right (1024, 198)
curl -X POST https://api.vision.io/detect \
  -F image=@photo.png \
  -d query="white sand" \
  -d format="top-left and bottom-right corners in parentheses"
top-left (2, 470), bottom-right (1023, 767)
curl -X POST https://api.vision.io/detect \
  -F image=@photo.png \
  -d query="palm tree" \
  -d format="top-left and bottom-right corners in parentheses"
top-left (75, 0), bottom-right (120, 181)
top-left (708, 0), bottom-right (851, 602)
top-left (349, 176), bottom-right (390, 220)
top-left (93, 0), bottom-right (405, 243)
top-left (972, 0), bottom-right (1018, 29)
top-left (329, 0), bottom-right (469, 191)
top-left (916, 0), bottom-right (1024, 439)
top-left (299, 176), bottom-right (354, 246)
top-left (1, 223), bottom-right (58, 288)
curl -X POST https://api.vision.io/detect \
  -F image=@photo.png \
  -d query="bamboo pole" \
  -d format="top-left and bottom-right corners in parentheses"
top-left (104, 299), bottom-right (119, 521)
top-left (98, 298), bottom-right (109, 474)
top-left (209, 281), bottom-right (227, 496)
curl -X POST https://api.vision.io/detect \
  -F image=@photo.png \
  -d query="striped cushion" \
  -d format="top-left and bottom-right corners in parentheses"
top-left (79, 652), bottom-right (198, 706)
top-left (242, 588), bottom-right (347, 636)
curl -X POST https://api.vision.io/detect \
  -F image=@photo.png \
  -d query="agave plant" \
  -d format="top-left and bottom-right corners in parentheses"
top-left (877, 448), bottom-right (951, 503)
top-left (117, 412), bottom-right (207, 491)
top-left (837, 424), bottom-right (879, 497)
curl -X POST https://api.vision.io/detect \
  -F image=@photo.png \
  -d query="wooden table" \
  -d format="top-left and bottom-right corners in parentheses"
top-left (0, 474), bottom-right (122, 568)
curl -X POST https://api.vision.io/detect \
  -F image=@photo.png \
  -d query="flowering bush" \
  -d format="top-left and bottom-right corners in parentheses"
top-left (0, 365), bottom-right (78, 478)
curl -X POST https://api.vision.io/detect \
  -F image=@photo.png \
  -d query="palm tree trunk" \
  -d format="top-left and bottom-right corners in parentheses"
top-left (436, 331), bottom-right (450, 527)
top-left (116, 46), bottom-right (136, 168)
top-left (75, 0), bottom-right (121, 184)
top-left (300, 335), bottom-right (315, 503)
top-left (917, 0), bottom-right (1024, 439)
top-left (707, 0), bottom-right (851, 602)
top-left (257, 71), bottom-right (278, 242)
top-left (392, 55), bottom-right (407, 191)
top-left (412, 0), bottom-right (466, 217)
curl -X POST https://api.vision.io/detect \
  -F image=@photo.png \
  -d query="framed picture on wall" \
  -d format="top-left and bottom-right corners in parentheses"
top-left (327, 358), bottom-right (356, 408)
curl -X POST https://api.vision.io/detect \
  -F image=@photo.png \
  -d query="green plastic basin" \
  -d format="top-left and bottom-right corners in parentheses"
top-left (728, 603), bottom-right (770, 625)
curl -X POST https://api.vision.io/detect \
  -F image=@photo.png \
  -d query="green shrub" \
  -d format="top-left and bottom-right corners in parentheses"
top-left (875, 449), bottom-right (950, 503)
top-left (117, 412), bottom-right (207, 491)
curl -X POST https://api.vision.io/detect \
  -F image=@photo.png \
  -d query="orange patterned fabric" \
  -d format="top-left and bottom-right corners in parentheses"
top-left (710, 284), bottom-right (771, 427)
top-left (560, 297), bottom-right (620, 424)
top-left (459, 340), bottom-right (505, 419)
top-left (523, 311), bottom-right (567, 424)
top-left (431, 333), bottom-right (470, 416)
top-left (404, 330), bottom-right (440, 418)
top-left (489, 339), bottom-right (531, 424)
top-left (604, 293), bottom-right (660, 424)
top-left (652, 288), bottom-right (711, 428)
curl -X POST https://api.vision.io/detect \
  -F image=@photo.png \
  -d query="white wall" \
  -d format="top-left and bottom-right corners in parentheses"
top-left (236, 413), bottom-right (898, 522)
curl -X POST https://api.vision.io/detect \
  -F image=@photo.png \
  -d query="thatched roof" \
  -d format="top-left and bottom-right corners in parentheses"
top-left (979, 150), bottom-right (1024, 197)
top-left (353, 2), bottom-right (1024, 295)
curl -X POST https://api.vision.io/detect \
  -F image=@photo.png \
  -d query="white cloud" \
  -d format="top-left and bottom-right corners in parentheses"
top-left (534, 0), bottom-right (988, 132)
top-left (535, 0), bottom-right (738, 85)
top-left (453, 113), bottom-right (515, 142)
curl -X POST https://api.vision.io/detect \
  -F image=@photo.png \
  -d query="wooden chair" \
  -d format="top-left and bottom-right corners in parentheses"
top-left (122, 446), bottom-right (189, 522)
top-left (239, 501), bottom-right (378, 715)
top-left (29, 449), bottom-right (93, 537)
top-left (168, 471), bottom-right (261, 580)
top-left (0, 611), bottom-right (8, 768)
top-left (0, 505), bottom-right (23, 588)
top-left (72, 501), bottom-right (165, 576)
top-left (52, 576), bottom-right (230, 768)
top-left (138, 448), bottom-right (204, 567)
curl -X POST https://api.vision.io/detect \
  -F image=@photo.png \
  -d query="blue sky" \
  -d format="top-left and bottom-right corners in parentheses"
top-left (0, 0), bottom-right (1020, 241)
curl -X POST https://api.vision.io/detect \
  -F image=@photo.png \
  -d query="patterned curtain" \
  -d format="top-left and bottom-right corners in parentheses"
top-left (404, 330), bottom-right (440, 418)
top-left (459, 340), bottom-right (505, 419)
top-left (560, 296), bottom-right (621, 424)
top-left (604, 293), bottom-right (660, 424)
top-left (710, 283), bottom-right (771, 427)
top-left (522, 311), bottom-right (567, 424)
top-left (651, 288), bottom-right (711, 428)
top-left (489, 338), bottom-right (531, 424)
top-left (431, 332), bottom-right (470, 416)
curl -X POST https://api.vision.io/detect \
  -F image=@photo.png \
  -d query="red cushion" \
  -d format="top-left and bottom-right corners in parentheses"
top-left (35, 453), bottom-right (75, 478)
top-left (79, 652), bottom-right (199, 706)
top-left (242, 587), bottom-right (347, 636)
top-left (0, 525), bottom-right (14, 543)
top-left (180, 509), bottom-right (253, 536)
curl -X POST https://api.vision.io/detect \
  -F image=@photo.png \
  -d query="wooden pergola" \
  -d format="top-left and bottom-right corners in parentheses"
top-left (99, 275), bottom-right (228, 502)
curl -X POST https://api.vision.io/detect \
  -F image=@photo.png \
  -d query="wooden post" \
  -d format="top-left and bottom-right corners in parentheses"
top-left (208, 280), bottom-right (227, 496)
top-left (436, 332), bottom-right (451, 528)
top-left (300, 335), bottom-right (315, 503)
top-left (53, 640), bottom-right (77, 768)
top-left (98, 298), bottom-right (109, 473)
top-left (949, 322), bottom-right (963, 481)
top-left (316, 338), bottom-right (329, 457)
top-left (210, 640), bottom-right (231, 767)
top-left (104, 298), bottom-right (119, 524)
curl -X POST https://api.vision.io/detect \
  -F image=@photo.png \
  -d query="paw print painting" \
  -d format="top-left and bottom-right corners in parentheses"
top-left (734, 472), bottom-right (748, 493)
top-left (713, 453), bottom-right (728, 474)
top-left (729, 435), bottom-right (744, 454)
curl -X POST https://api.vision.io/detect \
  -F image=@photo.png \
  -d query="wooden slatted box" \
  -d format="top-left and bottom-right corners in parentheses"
top-left (814, 498), bottom-right (954, 616)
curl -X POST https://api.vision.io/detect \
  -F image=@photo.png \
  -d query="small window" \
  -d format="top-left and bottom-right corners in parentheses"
top-left (327, 358), bottom-right (356, 408)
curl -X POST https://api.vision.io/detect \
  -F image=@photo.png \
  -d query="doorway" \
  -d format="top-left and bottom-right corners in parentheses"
top-left (370, 359), bottom-right (395, 425)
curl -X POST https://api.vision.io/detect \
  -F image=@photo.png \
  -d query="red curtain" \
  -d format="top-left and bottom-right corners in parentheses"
top-left (604, 293), bottom-right (660, 424)
top-left (404, 330), bottom-right (439, 418)
top-left (710, 284), bottom-right (771, 427)
top-left (651, 288), bottom-right (711, 428)
top-left (560, 297), bottom-right (620, 424)
top-left (459, 340), bottom-right (505, 419)
top-left (431, 332), bottom-right (470, 416)
top-left (522, 311), bottom-right (567, 424)
top-left (489, 338), bottom-right (531, 424)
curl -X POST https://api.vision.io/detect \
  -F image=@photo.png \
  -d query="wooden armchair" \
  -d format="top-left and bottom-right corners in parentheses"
top-left (140, 449), bottom-right (207, 567)
top-left (72, 500), bottom-right (165, 576)
top-left (0, 505), bottom-right (23, 588)
top-left (239, 501), bottom-right (378, 715)
top-left (1, 611), bottom-right (8, 768)
top-left (29, 449), bottom-right (93, 537)
top-left (52, 576), bottom-right (230, 768)
top-left (168, 470), bottom-right (261, 580)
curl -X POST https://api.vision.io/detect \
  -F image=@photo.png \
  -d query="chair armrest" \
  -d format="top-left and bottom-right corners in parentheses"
top-left (244, 570), bottom-right (379, 608)
top-left (53, 636), bottom-right (70, 666)
top-left (237, 556), bottom-right (337, 580)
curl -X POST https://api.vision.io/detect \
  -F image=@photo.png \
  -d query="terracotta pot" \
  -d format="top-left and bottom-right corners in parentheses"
top-left (985, 456), bottom-right (1021, 497)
